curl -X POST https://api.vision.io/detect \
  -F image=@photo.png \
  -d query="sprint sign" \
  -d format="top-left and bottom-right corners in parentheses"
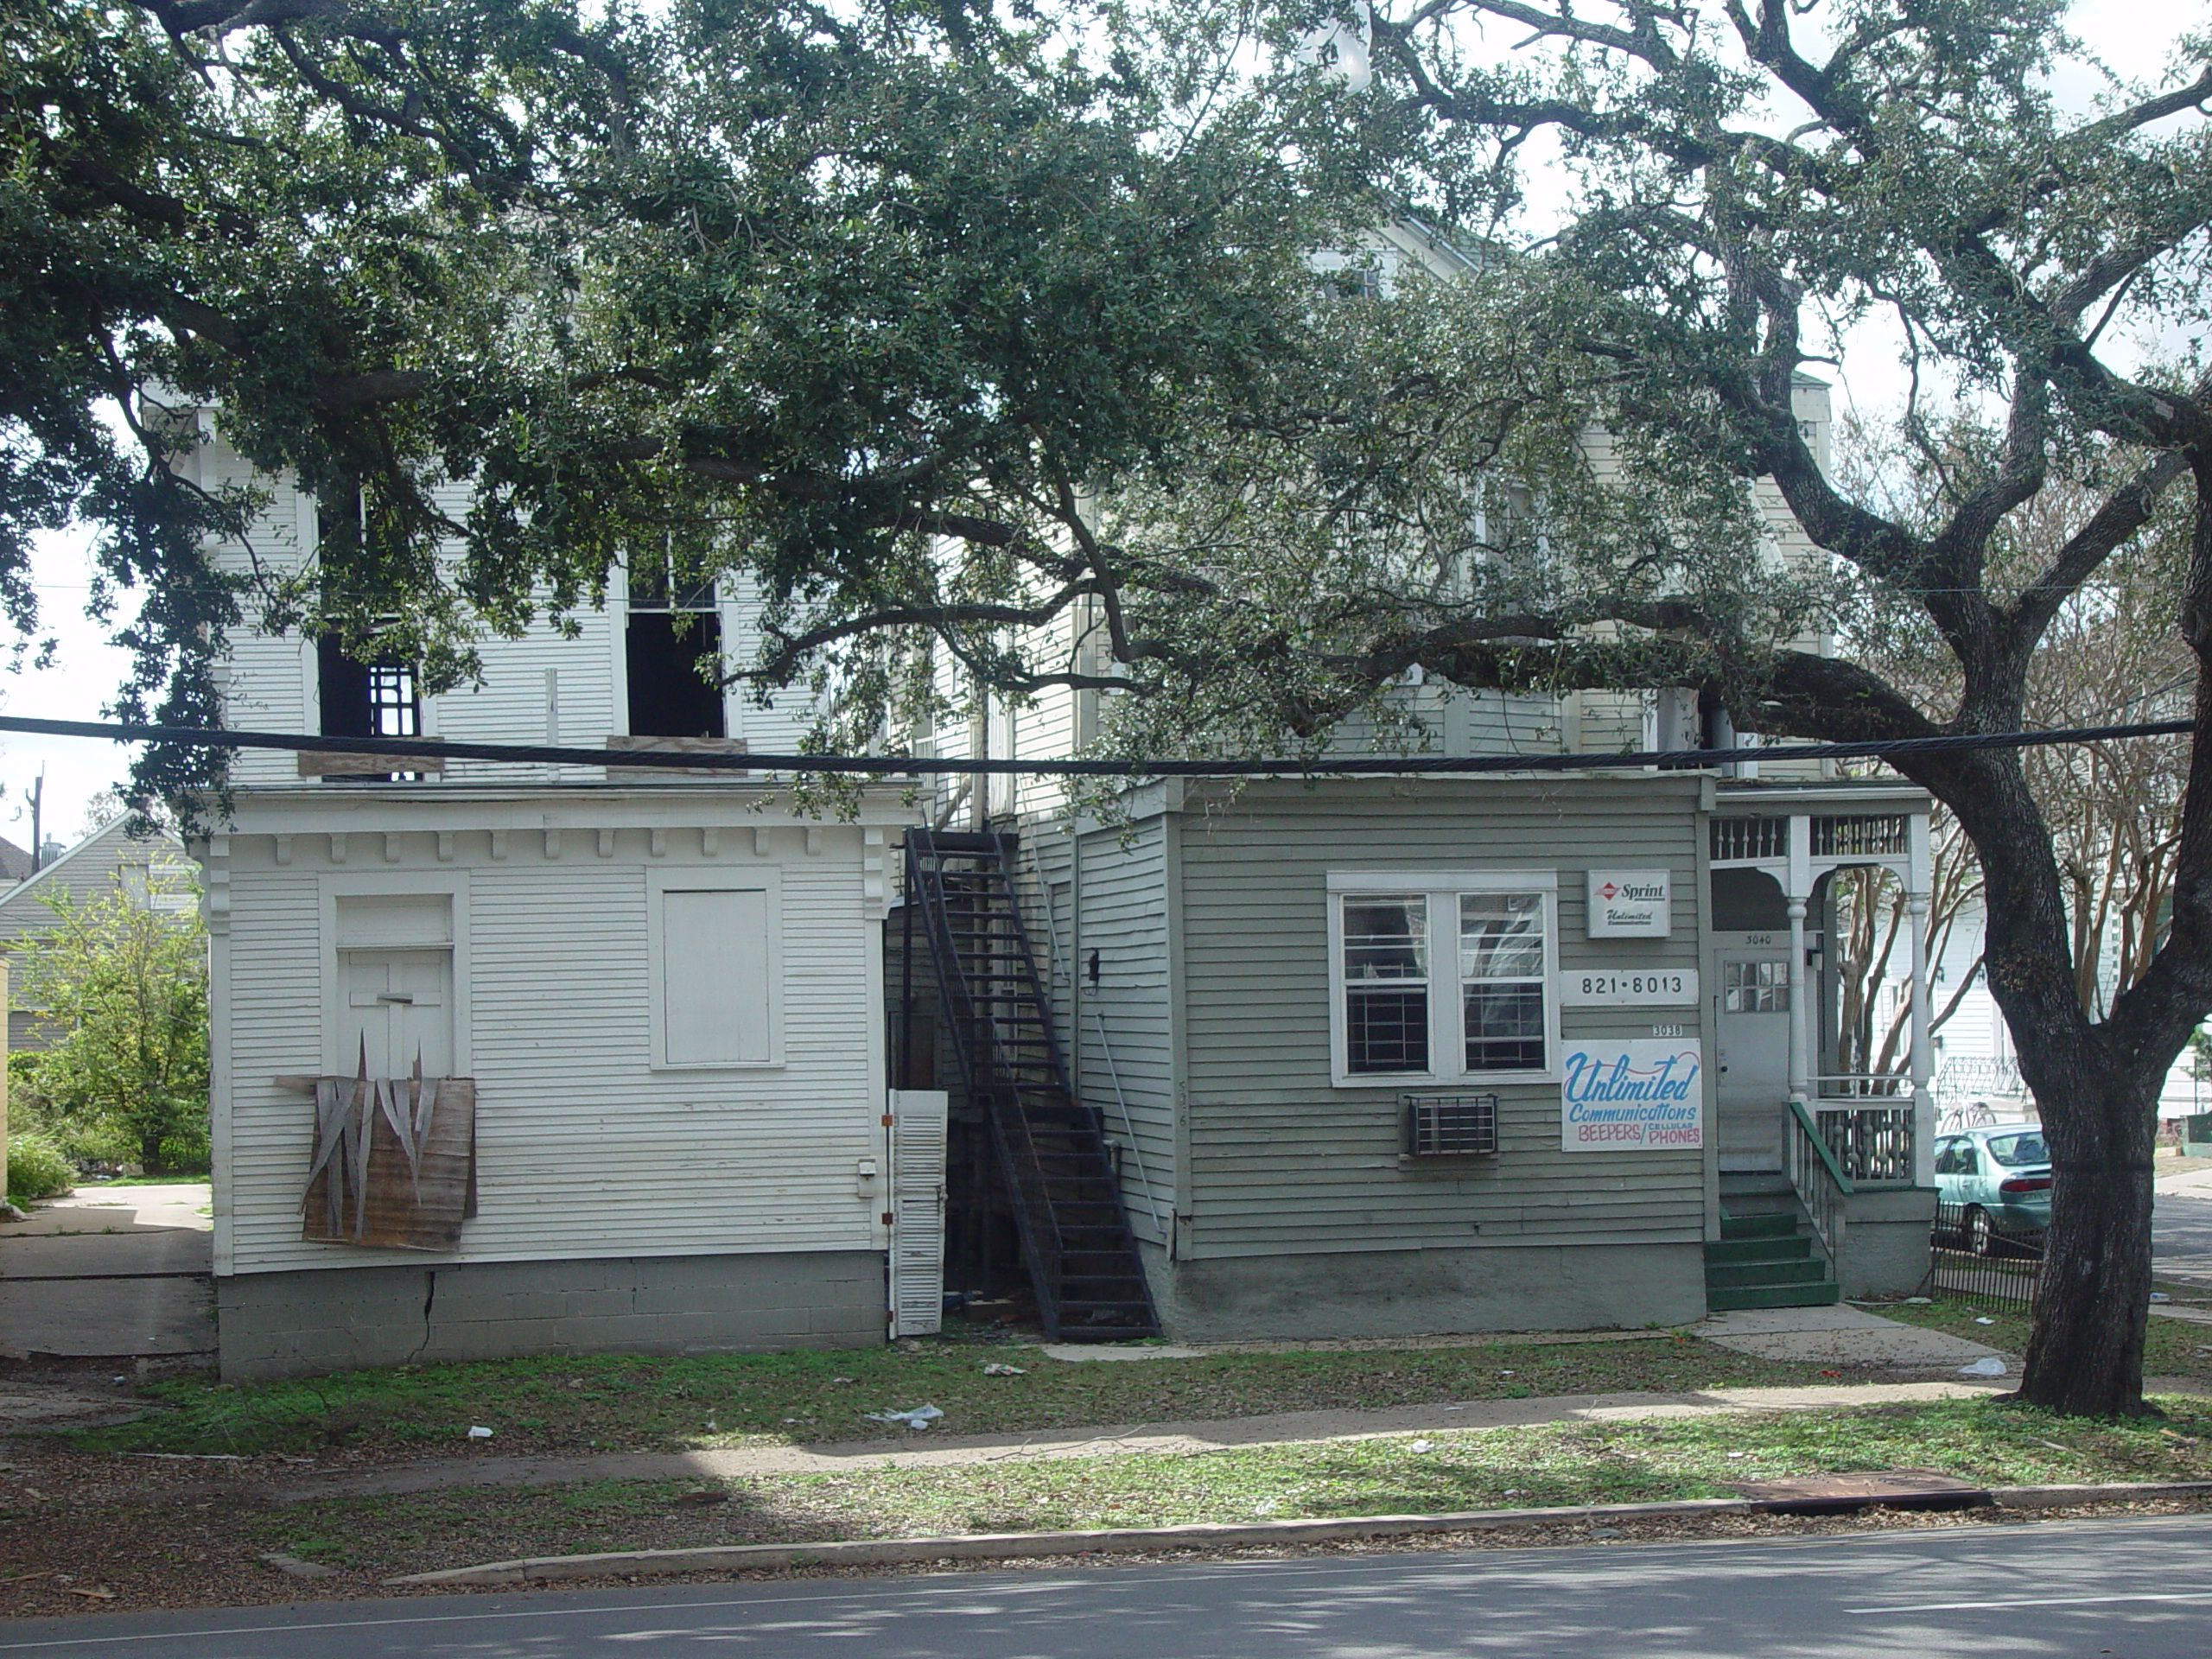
top-left (1586, 869), bottom-right (1672, 937)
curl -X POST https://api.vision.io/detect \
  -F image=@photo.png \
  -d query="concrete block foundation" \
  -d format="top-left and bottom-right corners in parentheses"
top-left (1837, 1186), bottom-right (1939, 1300)
top-left (216, 1249), bottom-right (885, 1381)
top-left (1141, 1241), bottom-right (1707, 1343)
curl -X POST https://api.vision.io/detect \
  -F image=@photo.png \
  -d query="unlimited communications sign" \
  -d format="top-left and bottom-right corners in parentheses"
top-left (1560, 1039), bottom-right (1705, 1151)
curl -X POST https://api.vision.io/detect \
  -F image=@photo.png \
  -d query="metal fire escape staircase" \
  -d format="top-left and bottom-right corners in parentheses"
top-left (905, 829), bottom-right (1161, 1341)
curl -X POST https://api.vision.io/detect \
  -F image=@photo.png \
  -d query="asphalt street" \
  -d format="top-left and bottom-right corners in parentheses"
top-left (2, 1515), bottom-right (2209, 1658)
top-left (2154, 1192), bottom-right (2212, 1284)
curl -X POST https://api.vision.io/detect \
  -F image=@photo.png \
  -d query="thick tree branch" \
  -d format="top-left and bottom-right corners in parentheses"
top-left (2012, 448), bottom-right (2191, 643)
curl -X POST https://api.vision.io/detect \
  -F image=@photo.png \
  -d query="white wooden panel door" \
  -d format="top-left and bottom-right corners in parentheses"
top-left (661, 887), bottom-right (770, 1065)
top-left (341, 947), bottom-right (454, 1077)
top-left (1715, 949), bottom-right (1790, 1172)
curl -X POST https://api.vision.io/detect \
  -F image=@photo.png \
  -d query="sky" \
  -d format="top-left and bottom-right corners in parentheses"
top-left (0, 0), bottom-right (2201, 849)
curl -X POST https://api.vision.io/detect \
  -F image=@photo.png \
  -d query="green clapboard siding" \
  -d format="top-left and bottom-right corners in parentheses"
top-left (1064, 817), bottom-right (1179, 1237)
top-left (1165, 777), bottom-right (1709, 1262)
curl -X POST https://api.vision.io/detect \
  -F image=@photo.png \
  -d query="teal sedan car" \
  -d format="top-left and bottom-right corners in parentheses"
top-left (1932, 1123), bottom-right (2053, 1255)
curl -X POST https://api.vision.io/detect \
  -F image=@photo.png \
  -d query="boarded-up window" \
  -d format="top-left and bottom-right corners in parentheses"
top-left (658, 886), bottom-right (775, 1065)
top-left (335, 894), bottom-right (454, 1077)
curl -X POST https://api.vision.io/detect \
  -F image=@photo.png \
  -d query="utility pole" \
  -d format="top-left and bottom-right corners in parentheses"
top-left (27, 772), bottom-right (42, 873)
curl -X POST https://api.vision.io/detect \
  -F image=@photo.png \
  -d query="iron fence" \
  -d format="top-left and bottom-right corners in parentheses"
top-left (1927, 1200), bottom-right (2044, 1306)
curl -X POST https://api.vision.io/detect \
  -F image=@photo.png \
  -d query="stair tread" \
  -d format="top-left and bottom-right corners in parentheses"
top-left (1704, 1259), bottom-right (1828, 1288)
top-left (1719, 1213), bottom-right (1802, 1240)
top-left (1707, 1281), bottom-right (1840, 1311)
top-left (1703, 1236), bottom-right (1813, 1264)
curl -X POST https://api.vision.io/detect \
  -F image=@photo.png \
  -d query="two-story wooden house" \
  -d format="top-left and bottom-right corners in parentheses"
top-left (185, 427), bottom-right (926, 1382)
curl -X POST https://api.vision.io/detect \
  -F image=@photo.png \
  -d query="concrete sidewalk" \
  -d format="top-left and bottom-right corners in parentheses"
top-left (1698, 1306), bottom-right (2005, 1367)
top-left (0, 1184), bottom-right (213, 1359)
top-left (257, 1378), bottom-right (2017, 1504)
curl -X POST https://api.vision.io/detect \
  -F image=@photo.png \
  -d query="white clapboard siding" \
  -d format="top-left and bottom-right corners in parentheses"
top-left (433, 607), bottom-right (617, 785)
top-left (888, 1089), bottom-right (949, 1337)
top-left (197, 441), bottom-right (311, 789)
top-left (1159, 777), bottom-right (1707, 1262)
top-left (719, 575), bottom-right (831, 756)
top-left (217, 823), bottom-right (887, 1274)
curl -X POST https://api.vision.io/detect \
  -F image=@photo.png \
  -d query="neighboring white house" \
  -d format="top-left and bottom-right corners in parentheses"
top-left (187, 423), bottom-right (925, 1381)
top-left (0, 817), bottom-right (196, 1052)
top-left (1925, 895), bottom-right (2208, 1128)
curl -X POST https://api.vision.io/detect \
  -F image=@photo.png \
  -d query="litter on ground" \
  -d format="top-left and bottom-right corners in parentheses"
top-left (866, 1404), bottom-right (945, 1430)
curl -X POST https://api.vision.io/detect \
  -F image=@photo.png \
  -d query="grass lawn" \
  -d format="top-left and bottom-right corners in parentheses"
top-left (237, 1395), bottom-right (2212, 1574)
top-left (1875, 1299), bottom-right (2212, 1381)
top-left (77, 1332), bottom-right (1841, 1460)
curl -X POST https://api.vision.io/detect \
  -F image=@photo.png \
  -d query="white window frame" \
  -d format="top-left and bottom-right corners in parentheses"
top-left (1325, 871), bottom-right (1559, 1088)
top-left (645, 865), bottom-right (785, 1071)
top-left (614, 551), bottom-right (738, 743)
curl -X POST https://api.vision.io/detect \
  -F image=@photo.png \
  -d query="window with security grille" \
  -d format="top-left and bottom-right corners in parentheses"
top-left (1342, 895), bottom-right (1429, 1074)
top-left (1332, 877), bottom-right (1557, 1085)
top-left (317, 635), bottom-right (425, 779)
top-left (1460, 892), bottom-right (1548, 1071)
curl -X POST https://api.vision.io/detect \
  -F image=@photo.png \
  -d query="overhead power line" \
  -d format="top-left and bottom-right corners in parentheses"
top-left (0, 714), bottom-right (2193, 778)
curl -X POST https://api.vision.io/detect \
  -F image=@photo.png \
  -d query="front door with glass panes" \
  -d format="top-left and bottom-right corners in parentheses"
top-left (1714, 940), bottom-right (1792, 1170)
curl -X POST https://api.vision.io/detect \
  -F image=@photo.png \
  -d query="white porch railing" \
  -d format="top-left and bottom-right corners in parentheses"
top-left (1813, 1096), bottom-right (1916, 1185)
top-left (1816, 1072), bottom-right (1910, 1099)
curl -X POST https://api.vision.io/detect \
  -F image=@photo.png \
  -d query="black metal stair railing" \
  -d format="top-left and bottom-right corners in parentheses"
top-left (904, 828), bottom-right (1160, 1341)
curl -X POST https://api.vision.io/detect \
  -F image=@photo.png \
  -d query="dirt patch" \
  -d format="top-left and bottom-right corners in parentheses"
top-left (3, 1488), bottom-right (2209, 1620)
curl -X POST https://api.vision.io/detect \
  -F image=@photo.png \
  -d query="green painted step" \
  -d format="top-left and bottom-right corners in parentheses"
top-left (1703, 1235), bottom-right (1813, 1265)
top-left (1719, 1211), bottom-right (1801, 1240)
top-left (1707, 1280), bottom-right (1840, 1312)
top-left (1705, 1256), bottom-right (1829, 1290)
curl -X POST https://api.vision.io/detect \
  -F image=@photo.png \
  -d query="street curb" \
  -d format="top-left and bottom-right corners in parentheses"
top-left (379, 1482), bottom-right (2212, 1586)
top-left (1990, 1480), bottom-right (2212, 1509)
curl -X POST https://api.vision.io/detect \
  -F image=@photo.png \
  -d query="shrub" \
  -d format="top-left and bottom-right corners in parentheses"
top-left (6, 1133), bottom-right (76, 1201)
top-left (12, 880), bottom-right (208, 1175)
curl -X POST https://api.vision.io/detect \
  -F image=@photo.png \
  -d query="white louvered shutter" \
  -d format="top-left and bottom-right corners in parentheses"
top-left (888, 1090), bottom-right (949, 1338)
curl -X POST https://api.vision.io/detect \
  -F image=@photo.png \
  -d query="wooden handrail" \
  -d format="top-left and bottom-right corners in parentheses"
top-left (1789, 1098), bottom-right (1857, 1195)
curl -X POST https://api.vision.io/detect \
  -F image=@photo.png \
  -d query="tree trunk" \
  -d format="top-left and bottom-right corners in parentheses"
top-left (2014, 1051), bottom-right (2162, 1417)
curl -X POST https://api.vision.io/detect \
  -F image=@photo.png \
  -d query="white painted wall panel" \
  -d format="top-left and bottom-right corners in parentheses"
top-left (215, 817), bottom-right (887, 1274)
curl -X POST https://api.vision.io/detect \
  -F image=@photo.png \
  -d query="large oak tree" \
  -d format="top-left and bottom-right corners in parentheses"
top-left (1334, 0), bottom-right (2212, 1416)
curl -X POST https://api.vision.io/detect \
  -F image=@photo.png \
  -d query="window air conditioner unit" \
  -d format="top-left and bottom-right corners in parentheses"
top-left (1404, 1093), bottom-right (1499, 1157)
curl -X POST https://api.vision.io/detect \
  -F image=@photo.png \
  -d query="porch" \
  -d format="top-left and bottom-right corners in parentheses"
top-left (1706, 785), bottom-right (1938, 1308)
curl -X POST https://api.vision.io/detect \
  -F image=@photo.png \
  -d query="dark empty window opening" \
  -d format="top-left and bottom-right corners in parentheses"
top-left (319, 635), bottom-right (423, 779)
top-left (319, 636), bottom-right (420, 740)
top-left (626, 568), bottom-right (725, 739)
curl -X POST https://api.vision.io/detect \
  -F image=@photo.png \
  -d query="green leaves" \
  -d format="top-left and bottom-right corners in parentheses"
top-left (12, 874), bottom-right (209, 1176)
